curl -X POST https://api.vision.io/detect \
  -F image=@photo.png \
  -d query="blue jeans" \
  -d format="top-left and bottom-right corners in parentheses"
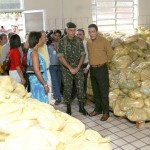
top-left (50, 65), bottom-right (62, 101)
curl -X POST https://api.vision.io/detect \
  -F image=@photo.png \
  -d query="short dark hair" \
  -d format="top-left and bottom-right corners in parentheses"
top-left (10, 34), bottom-right (21, 49)
top-left (88, 24), bottom-right (98, 32)
top-left (28, 31), bottom-right (42, 48)
top-left (0, 33), bottom-right (7, 40)
top-left (77, 29), bottom-right (85, 35)
top-left (8, 32), bottom-right (15, 40)
top-left (54, 30), bottom-right (62, 37)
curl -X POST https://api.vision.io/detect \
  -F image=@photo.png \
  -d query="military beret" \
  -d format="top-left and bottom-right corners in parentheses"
top-left (66, 22), bottom-right (76, 28)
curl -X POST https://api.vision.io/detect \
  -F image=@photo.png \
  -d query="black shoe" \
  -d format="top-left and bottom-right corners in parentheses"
top-left (66, 104), bottom-right (72, 115)
top-left (79, 102), bottom-right (88, 116)
top-left (54, 100), bottom-right (61, 105)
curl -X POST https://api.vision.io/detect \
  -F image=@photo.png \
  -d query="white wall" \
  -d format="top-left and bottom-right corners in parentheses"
top-left (138, 0), bottom-right (150, 28)
top-left (23, 0), bottom-right (92, 31)
top-left (23, 0), bottom-right (150, 32)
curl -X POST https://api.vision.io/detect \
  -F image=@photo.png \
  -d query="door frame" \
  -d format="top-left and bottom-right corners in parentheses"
top-left (22, 9), bottom-right (46, 34)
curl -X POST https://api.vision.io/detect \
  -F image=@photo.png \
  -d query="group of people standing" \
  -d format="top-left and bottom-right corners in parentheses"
top-left (0, 22), bottom-right (113, 122)
top-left (57, 22), bottom-right (113, 121)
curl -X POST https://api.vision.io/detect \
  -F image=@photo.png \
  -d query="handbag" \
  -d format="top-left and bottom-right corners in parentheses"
top-left (26, 65), bottom-right (44, 74)
top-left (1, 55), bottom-right (10, 72)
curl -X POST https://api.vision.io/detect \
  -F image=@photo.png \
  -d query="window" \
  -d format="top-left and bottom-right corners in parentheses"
top-left (0, 0), bottom-right (23, 11)
top-left (0, 0), bottom-right (24, 32)
top-left (92, 0), bottom-right (138, 32)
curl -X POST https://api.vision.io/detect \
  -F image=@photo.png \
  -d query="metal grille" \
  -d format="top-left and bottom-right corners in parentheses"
top-left (92, 0), bottom-right (138, 32)
top-left (0, 0), bottom-right (22, 11)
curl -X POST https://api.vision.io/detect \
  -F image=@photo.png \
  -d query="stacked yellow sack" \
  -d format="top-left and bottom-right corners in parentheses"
top-left (108, 28), bottom-right (150, 122)
top-left (87, 74), bottom-right (93, 98)
top-left (0, 76), bottom-right (112, 150)
top-left (87, 27), bottom-right (150, 123)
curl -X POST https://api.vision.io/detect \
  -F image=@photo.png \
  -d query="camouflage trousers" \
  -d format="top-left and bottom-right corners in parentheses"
top-left (61, 67), bottom-right (86, 104)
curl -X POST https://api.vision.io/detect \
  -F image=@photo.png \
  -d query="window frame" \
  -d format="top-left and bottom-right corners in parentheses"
top-left (92, 0), bottom-right (138, 32)
top-left (0, 0), bottom-right (24, 12)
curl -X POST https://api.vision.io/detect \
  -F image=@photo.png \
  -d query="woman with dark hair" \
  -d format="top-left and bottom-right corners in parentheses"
top-left (27, 31), bottom-right (49, 103)
top-left (48, 30), bottom-right (62, 105)
top-left (9, 34), bottom-right (26, 84)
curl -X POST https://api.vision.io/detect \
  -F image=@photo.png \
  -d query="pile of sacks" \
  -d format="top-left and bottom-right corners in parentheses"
top-left (87, 27), bottom-right (150, 123)
top-left (0, 76), bottom-right (112, 150)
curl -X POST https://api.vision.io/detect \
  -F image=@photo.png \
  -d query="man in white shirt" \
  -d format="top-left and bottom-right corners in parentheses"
top-left (77, 29), bottom-right (90, 97)
top-left (11, 25), bottom-right (24, 43)
top-left (71, 29), bottom-right (90, 100)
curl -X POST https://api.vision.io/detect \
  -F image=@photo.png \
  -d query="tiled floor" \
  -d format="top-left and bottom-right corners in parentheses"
top-left (52, 99), bottom-right (150, 150)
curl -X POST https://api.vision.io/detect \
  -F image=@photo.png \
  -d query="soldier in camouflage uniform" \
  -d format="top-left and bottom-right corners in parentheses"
top-left (58, 22), bottom-right (88, 115)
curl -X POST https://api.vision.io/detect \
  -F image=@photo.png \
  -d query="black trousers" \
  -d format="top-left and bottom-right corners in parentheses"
top-left (90, 64), bottom-right (109, 114)
top-left (23, 69), bottom-right (30, 92)
top-left (83, 63), bottom-right (89, 95)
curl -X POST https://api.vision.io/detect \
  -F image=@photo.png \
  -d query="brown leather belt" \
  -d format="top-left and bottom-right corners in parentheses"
top-left (91, 63), bottom-right (106, 68)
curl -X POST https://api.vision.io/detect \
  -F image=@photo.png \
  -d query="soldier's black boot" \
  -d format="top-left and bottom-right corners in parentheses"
top-left (66, 104), bottom-right (71, 115)
top-left (79, 102), bottom-right (88, 116)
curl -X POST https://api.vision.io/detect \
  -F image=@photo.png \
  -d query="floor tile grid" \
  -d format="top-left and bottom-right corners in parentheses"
top-left (108, 117), bottom-right (150, 149)
top-left (53, 100), bottom-right (150, 150)
top-left (98, 116), bottom-right (149, 149)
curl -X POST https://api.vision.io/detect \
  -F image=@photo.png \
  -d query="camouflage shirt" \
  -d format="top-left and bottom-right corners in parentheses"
top-left (58, 36), bottom-right (85, 68)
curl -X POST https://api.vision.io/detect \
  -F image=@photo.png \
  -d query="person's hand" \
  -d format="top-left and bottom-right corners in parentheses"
top-left (69, 67), bottom-right (79, 74)
top-left (52, 42), bottom-right (58, 51)
top-left (21, 78), bottom-right (26, 85)
top-left (74, 67), bottom-right (80, 74)
top-left (83, 67), bottom-right (89, 74)
top-left (69, 67), bottom-right (75, 74)
top-left (44, 84), bottom-right (49, 94)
